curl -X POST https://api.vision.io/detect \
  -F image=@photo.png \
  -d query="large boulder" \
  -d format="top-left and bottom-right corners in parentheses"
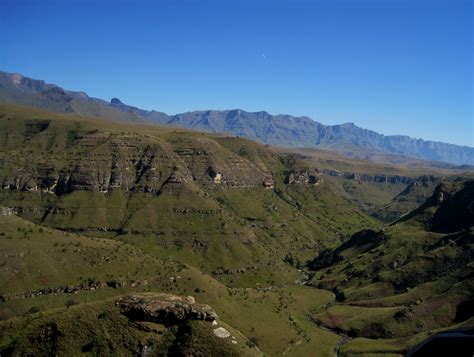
top-left (117, 293), bottom-right (218, 325)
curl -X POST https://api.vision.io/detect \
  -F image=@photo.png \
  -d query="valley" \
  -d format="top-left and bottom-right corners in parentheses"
top-left (0, 104), bottom-right (472, 356)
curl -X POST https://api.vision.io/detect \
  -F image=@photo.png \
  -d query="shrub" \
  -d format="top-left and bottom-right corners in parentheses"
top-left (65, 299), bottom-right (79, 309)
top-left (28, 306), bottom-right (41, 314)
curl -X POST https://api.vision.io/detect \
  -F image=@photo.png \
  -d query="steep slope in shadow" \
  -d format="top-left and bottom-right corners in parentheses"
top-left (305, 179), bottom-right (474, 354)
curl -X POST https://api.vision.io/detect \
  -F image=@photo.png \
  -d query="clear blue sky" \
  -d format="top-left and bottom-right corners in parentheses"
top-left (0, 0), bottom-right (472, 146)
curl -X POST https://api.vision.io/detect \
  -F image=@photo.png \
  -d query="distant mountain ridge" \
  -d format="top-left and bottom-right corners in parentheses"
top-left (0, 70), bottom-right (472, 165)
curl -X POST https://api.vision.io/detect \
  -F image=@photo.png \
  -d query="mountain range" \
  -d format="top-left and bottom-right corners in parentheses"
top-left (0, 70), bottom-right (472, 165)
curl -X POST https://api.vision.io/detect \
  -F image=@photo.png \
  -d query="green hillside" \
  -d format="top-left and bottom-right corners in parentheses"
top-left (0, 104), bottom-right (472, 356)
top-left (0, 104), bottom-right (384, 283)
top-left (307, 180), bottom-right (474, 355)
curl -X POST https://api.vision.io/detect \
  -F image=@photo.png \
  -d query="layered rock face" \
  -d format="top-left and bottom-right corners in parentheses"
top-left (0, 120), bottom-right (274, 196)
top-left (283, 168), bottom-right (436, 187)
top-left (320, 169), bottom-right (421, 185)
top-left (2, 133), bottom-right (173, 194)
top-left (118, 293), bottom-right (218, 324)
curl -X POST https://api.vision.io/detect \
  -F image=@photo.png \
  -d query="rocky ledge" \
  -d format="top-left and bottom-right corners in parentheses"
top-left (117, 293), bottom-right (218, 325)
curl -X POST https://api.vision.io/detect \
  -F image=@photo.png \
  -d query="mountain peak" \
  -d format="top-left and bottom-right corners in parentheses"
top-left (341, 122), bottom-right (356, 127)
top-left (110, 98), bottom-right (124, 105)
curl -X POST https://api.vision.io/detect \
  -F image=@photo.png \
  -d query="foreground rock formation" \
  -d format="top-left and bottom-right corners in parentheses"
top-left (118, 293), bottom-right (218, 324)
top-left (0, 292), bottom-right (261, 356)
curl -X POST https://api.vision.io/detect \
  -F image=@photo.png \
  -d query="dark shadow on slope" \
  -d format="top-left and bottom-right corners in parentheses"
top-left (407, 328), bottom-right (474, 357)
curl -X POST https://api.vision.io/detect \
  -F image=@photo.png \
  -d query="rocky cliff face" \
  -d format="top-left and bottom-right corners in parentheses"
top-left (283, 168), bottom-right (433, 187)
top-left (0, 123), bottom-right (273, 197)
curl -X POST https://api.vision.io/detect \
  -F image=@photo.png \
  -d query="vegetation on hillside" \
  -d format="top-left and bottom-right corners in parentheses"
top-left (0, 104), bottom-right (472, 356)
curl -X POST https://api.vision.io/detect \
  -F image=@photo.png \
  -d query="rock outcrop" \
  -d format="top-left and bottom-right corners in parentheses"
top-left (213, 327), bottom-right (231, 338)
top-left (0, 207), bottom-right (14, 216)
top-left (284, 171), bottom-right (320, 185)
top-left (118, 293), bottom-right (218, 325)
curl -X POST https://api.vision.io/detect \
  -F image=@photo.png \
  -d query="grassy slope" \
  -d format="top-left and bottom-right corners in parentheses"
top-left (0, 214), bottom-right (343, 356)
top-left (0, 104), bottom-right (472, 356)
top-left (307, 184), bottom-right (474, 356)
top-left (0, 104), bottom-right (384, 282)
top-left (0, 298), bottom-right (262, 356)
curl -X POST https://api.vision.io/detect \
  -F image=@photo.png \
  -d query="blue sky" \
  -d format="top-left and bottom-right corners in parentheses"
top-left (0, 0), bottom-right (472, 146)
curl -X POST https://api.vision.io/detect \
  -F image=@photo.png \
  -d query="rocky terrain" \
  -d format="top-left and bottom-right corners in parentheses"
top-left (1, 70), bottom-right (473, 165)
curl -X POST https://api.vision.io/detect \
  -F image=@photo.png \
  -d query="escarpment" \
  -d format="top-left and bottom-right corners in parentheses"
top-left (0, 121), bottom-right (274, 196)
top-left (0, 114), bottom-right (458, 242)
top-left (2, 117), bottom-right (443, 201)
top-left (283, 168), bottom-right (434, 186)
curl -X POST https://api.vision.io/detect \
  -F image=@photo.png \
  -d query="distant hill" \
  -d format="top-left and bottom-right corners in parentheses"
top-left (1, 70), bottom-right (473, 165)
